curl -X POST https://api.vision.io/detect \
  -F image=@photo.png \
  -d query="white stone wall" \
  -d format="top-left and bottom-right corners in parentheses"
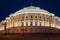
top-left (0, 13), bottom-right (60, 30)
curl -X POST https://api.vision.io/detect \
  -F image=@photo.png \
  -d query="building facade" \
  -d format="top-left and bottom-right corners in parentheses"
top-left (0, 6), bottom-right (60, 33)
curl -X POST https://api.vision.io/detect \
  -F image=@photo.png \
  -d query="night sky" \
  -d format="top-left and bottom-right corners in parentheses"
top-left (0, 0), bottom-right (60, 21)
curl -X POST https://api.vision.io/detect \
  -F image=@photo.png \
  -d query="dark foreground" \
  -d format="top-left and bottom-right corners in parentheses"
top-left (0, 33), bottom-right (60, 40)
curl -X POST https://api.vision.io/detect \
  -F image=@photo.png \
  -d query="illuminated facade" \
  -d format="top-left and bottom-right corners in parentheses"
top-left (0, 6), bottom-right (60, 33)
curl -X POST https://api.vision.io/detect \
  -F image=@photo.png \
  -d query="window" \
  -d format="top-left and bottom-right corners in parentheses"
top-left (35, 16), bottom-right (37, 18)
top-left (31, 16), bottom-right (32, 18)
top-left (22, 17), bottom-right (24, 19)
top-left (26, 16), bottom-right (28, 18)
top-left (4, 23), bottom-right (6, 30)
top-left (38, 13), bottom-right (40, 15)
top-left (21, 28), bottom-right (24, 32)
top-left (39, 16), bottom-right (41, 18)
top-left (17, 29), bottom-right (19, 32)
top-left (35, 28), bottom-right (38, 32)
top-left (26, 22), bottom-right (28, 26)
top-left (22, 16), bottom-right (24, 21)
top-left (25, 28), bottom-right (27, 32)
top-left (21, 22), bottom-right (24, 26)
top-left (30, 22), bottom-right (33, 26)
top-left (47, 17), bottom-right (49, 22)
top-left (40, 22), bottom-right (41, 26)
top-left (30, 28), bottom-right (32, 32)
top-left (35, 22), bottom-right (37, 26)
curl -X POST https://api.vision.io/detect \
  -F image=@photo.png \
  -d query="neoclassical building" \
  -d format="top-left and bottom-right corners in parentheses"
top-left (0, 6), bottom-right (60, 33)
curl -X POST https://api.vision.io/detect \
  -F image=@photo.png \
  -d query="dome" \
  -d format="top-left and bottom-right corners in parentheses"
top-left (12, 6), bottom-right (52, 16)
top-left (0, 6), bottom-right (60, 33)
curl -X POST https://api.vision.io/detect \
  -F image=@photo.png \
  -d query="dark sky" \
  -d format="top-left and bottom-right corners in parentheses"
top-left (0, 0), bottom-right (60, 21)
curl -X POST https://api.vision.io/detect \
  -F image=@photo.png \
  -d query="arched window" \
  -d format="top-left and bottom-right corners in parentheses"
top-left (26, 22), bottom-right (28, 26)
top-left (30, 22), bottom-right (33, 26)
